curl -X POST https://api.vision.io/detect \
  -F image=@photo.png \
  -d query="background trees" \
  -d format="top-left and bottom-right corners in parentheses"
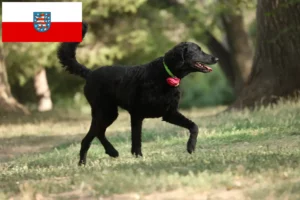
top-left (0, 9), bottom-right (29, 114)
top-left (231, 0), bottom-right (300, 109)
top-left (0, 44), bottom-right (29, 114)
top-left (1, 0), bottom-right (299, 113)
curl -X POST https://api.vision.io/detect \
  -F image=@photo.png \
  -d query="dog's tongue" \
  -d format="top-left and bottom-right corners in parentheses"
top-left (195, 62), bottom-right (212, 72)
top-left (205, 66), bottom-right (213, 72)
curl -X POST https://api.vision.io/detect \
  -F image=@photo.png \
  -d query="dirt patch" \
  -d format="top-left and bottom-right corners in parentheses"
top-left (11, 188), bottom-right (246, 200)
top-left (100, 188), bottom-right (247, 200)
top-left (8, 175), bottom-right (300, 200)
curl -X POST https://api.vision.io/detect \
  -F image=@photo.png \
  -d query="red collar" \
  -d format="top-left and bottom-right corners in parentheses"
top-left (163, 60), bottom-right (180, 87)
top-left (166, 77), bottom-right (180, 87)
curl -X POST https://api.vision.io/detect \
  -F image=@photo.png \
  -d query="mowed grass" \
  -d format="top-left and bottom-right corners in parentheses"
top-left (1, 102), bottom-right (300, 200)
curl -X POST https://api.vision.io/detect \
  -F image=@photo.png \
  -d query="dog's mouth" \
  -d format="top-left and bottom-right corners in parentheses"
top-left (193, 62), bottom-right (213, 73)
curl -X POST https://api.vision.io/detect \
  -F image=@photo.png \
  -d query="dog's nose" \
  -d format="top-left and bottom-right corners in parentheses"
top-left (212, 57), bottom-right (219, 62)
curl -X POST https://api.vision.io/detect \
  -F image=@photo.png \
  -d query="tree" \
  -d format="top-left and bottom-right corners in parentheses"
top-left (5, 42), bottom-right (58, 111)
top-left (0, 46), bottom-right (29, 114)
top-left (0, 2), bottom-right (28, 114)
top-left (231, 0), bottom-right (300, 109)
top-left (34, 68), bottom-right (53, 112)
top-left (210, 0), bottom-right (254, 94)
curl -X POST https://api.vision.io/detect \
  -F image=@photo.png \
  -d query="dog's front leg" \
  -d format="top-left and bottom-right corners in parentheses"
top-left (163, 110), bottom-right (198, 154)
top-left (130, 116), bottom-right (144, 157)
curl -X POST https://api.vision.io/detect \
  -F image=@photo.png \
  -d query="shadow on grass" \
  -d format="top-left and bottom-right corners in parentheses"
top-left (0, 109), bottom-right (90, 125)
top-left (111, 149), bottom-right (300, 175)
top-left (0, 133), bottom-right (84, 162)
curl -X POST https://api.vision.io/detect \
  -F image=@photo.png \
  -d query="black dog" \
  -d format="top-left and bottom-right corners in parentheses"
top-left (57, 22), bottom-right (218, 165)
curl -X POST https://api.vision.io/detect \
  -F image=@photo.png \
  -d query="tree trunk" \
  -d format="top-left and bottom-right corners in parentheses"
top-left (231, 0), bottom-right (300, 109)
top-left (34, 68), bottom-right (53, 112)
top-left (221, 13), bottom-right (253, 94)
top-left (205, 31), bottom-right (235, 87)
top-left (0, 46), bottom-right (29, 114)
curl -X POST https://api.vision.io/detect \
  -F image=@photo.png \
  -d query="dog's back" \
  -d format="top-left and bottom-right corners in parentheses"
top-left (84, 65), bottom-right (139, 109)
top-left (83, 60), bottom-right (179, 117)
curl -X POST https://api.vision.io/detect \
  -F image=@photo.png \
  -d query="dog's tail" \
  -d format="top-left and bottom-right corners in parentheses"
top-left (57, 22), bottom-right (91, 79)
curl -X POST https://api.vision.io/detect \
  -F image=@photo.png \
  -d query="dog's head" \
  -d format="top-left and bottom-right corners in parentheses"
top-left (164, 42), bottom-right (218, 77)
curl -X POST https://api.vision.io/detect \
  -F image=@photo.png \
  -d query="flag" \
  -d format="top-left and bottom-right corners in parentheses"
top-left (2, 2), bottom-right (82, 42)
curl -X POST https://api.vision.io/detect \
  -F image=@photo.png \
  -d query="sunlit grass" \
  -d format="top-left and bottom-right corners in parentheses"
top-left (1, 102), bottom-right (300, 199)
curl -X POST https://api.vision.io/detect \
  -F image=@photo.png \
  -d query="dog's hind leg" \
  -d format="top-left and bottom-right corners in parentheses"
top-left (79, 117), bottom-right (97, 166)
top-left (78, 105), bottom-right (119, 166)
top-left (95, 106), bottom-right (119, 158)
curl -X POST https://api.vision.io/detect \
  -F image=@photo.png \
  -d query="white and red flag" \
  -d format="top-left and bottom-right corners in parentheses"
top-left (2, 2), bottom-right (82, 42)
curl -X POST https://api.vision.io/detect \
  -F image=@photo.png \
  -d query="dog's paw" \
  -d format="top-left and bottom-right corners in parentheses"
top-left (187, 138), bottom-right (196, 154)
top-left (105, 149), bottom-right (119, 158)
top-left (78, 160), bottom-right (86, 166)
top-left (131, 147), bottom-right (143, 157)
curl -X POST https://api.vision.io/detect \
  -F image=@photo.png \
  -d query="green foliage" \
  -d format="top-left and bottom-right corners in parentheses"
top-left (5, 43), bottom-right (58, 86)
top-left (84, 0), bottom-right (146, 18)
top-left (180, 66), bottom-right (234, 108)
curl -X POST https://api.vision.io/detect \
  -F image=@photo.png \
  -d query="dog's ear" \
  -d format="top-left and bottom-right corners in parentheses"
top-left (164, 42), bottom-right (188, 68)
top-left (180, 42), bottom-right (188, 62)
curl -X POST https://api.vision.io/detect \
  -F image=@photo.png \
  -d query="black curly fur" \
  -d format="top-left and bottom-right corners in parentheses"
top-left (57, 22), bottom-right (90, 79)
top-left (57, 22), bottom-right (218, 165)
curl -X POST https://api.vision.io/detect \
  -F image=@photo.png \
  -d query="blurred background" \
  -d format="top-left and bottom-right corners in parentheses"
top-left (0, 0), bottom-right (258, 114)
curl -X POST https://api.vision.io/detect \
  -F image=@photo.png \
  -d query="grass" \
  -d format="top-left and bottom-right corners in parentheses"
top-left (1, 102), bottom-right (300, 200)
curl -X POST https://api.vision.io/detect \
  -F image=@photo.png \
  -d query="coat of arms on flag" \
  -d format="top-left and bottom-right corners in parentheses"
top-left (33, 12), bottom-right (51, 32)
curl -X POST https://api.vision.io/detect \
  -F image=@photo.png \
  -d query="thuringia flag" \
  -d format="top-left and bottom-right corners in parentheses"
top-left (2, 2), bottom-right (82, 42)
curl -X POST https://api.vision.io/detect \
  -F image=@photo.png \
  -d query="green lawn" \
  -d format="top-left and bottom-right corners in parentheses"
top-left (1, 102), bottom-right (300, 200)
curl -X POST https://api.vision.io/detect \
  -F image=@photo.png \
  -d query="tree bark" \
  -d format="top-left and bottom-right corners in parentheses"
top-left (34, 68), bottom-right (53, 112)
top-left (0, 46), bottom-right (29, 115)
top-left (204, 31), bottom-right (235, 87)
top-left (231, 0), bottom-right (300, 109)
top-left (221, 13), bottom-right (253, 94)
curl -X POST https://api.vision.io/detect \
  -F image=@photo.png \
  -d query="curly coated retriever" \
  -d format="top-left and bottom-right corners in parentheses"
top-left (57, 22), bottom-right (219, 165)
